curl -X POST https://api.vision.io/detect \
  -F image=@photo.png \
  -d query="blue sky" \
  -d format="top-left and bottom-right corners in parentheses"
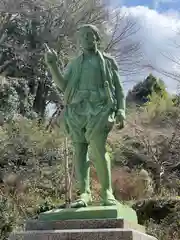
top-left (105, 0), bottom-right (180, 93)
top-left (110, 0), bottom-right (153, 8)
top-left (109, 0), bottom-right (180, 11)
top-left (126, 0), bottom-right (179, 10)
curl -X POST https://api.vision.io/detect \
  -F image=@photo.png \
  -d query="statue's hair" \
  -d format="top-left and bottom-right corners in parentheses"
top-left (77, 24), bottom-right (101, 41)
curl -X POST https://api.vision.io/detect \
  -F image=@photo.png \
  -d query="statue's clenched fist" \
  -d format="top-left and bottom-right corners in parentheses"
top-left (116, 110), bottom-right (125, 130)
top-left (44, 43), bottom-right (58, 66)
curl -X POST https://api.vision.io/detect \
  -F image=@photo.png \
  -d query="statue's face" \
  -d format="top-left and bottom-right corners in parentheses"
top-left (78, 27), bottom-right (98, 51)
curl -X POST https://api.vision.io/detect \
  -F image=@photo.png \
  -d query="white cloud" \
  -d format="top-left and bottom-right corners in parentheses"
top-left (119, 6), bottom-right (180, 93)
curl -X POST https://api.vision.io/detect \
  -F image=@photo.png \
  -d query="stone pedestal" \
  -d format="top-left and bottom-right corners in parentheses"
top-left (10, 218), bottom-right (157, 240)
top-left (9, 205), bottom-right (158, 240)
top-left (10, 228), bottom-right (157, 240)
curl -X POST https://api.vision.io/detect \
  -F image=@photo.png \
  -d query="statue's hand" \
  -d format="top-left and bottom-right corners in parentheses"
top-left (115, 110), bottom-right (125, 130)
top-left (44, 43), bottom-right (58, 67)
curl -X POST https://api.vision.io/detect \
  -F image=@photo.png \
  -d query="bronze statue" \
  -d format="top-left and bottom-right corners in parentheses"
top-left (45, 24), bottom-right (125, 208)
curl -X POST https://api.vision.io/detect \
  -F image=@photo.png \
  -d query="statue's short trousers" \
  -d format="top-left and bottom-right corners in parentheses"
top-left (64, 103), bottom-right (114, 143)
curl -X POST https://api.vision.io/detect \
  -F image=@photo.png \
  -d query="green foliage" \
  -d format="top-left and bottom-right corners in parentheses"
top-left (143, 90), bottom-right (174, 122)
top-left (0, 117), bottom-right (66, 170)
top-left (146, 201), bottom-right (180, 240)
top-left (0, 77), bottom-right (19, 122)
top-left (0, 76), bottom-right (37, 122)
top-left (127, 74), bottom-right (167, 104)
top-left (0, 117), bottom-right (73, 239)
top-left (0, 197), bottom-right (16, 240)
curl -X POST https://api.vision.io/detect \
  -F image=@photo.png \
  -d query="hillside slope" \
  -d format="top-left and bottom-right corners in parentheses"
top-left (1, 93), bottom-right (180, 240)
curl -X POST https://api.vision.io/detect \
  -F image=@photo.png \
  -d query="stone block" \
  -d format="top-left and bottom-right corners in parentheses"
top-left (25, 218), bottom-right (145, 233)
top-left (10, 229), bottom-right (157, 240)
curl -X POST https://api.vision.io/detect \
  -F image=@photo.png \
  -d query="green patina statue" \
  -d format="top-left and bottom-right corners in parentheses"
top-left (44, 24), bottom-right (125, 208)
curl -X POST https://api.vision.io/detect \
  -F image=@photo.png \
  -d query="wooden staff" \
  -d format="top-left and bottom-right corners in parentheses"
top-left (44, 42), bottom-right (72, 208)
top-left (64, 137), bottom-right (70, 208)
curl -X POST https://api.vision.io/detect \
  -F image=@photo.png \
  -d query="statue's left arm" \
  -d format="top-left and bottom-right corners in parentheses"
top-left (111, 59), bottom-right (126, 119)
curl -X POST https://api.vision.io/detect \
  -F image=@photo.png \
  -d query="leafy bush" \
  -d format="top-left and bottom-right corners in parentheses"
top-left (0, 76), bottom-right (37, 123)
top-left (145, 201), bottom-right (180, 240)
top-left (0, 77), bottom-right (19, 123)
top-left (127, 74), bottom-right (167, 105)
top-left (0, 117), bottom-right (73, 239)
top-left (112, 168), bottom-right (153, 201)
top-left (143, 91), bottom-right (176, 123)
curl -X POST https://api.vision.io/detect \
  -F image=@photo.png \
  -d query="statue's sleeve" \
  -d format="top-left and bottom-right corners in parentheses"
top-left (111, 59), bottom-right (126, 118)
top-left (63, 62), bottom-right (72, 90)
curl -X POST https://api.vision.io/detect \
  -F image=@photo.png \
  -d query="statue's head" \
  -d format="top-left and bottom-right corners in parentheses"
top-left (77, 24), bottom-right (100, 51)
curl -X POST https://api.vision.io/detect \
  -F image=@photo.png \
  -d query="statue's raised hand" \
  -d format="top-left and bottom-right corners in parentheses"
top-left (44, 43), bottom-right (58, 67)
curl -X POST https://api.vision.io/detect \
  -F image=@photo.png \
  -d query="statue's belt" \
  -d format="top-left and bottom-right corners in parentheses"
top-left (71, 89), bottom-right (107, 103)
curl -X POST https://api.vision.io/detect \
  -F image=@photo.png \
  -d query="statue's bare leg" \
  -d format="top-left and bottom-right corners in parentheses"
top-left (70, 142), bottom-right (92, 208)
top-left (90, 131), bottom-right (116, 206)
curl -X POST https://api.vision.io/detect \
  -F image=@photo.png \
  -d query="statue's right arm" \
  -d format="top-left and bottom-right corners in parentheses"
top-left (48, 63), bottom-right (67, 92)
top-left (44, 46), bottom-right (71, 92)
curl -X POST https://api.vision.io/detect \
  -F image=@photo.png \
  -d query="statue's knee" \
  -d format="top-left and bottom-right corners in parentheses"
top-left (74, 142), bottom-right (88, 154)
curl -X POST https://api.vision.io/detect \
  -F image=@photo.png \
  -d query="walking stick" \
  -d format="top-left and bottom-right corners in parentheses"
top-left (44, 42), bottom-right (72, 208)
top-left (64, 137), bottom-right (71, 208)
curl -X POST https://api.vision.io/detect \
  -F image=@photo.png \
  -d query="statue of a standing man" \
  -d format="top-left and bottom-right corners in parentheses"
top-left (45, 24), bottom-right (125, 208)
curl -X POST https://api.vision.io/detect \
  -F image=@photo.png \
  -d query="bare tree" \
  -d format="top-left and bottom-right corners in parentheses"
top-left (123, 103), bottom-right (180, 194)
top-left (104, 8), bottom-right (143, 76)
top-left (0, 0), bottom-right (143, 75)
top-left (0, 0), bottom-right (109, 117)
top-left (0, 0), bottom-right (144, 120)
top-left (143, 29), bottom-right (180, 82)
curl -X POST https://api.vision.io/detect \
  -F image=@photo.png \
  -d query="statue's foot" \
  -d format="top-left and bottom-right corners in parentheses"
top-left (56, 202), bottom-right (68, 209)
top-left (70, 193), bottom-right (92, 208)
top-left (57, 193), bottom-right (92, 209)
top-left (56, 200), bottom-right (88, 209)
top-left (70, 199), bottom-right (88, 208)
top-left (102, 199), bottom-right (117, 206)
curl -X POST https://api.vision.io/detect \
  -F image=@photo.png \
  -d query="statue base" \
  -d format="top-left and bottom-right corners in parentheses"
top-left (9, 203), bottom-right (158, 240)
top-left (38, 202), bottom-right (138, 223)
top-left (10, 218), bottom-right (157, 240)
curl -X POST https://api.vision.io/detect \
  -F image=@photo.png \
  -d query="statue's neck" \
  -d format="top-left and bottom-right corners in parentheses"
top-left (82, 47), bottom-right (98, 56)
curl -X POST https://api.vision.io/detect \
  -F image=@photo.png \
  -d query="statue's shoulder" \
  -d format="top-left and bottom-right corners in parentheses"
top-left (72, 52), bottom-right (83, 62)
top-left (103, 52), bottom-right (114, 60)
top-left (64, 54), bottom-right (82, 73)
top-left (103, 52), bottom-right (118, 70)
